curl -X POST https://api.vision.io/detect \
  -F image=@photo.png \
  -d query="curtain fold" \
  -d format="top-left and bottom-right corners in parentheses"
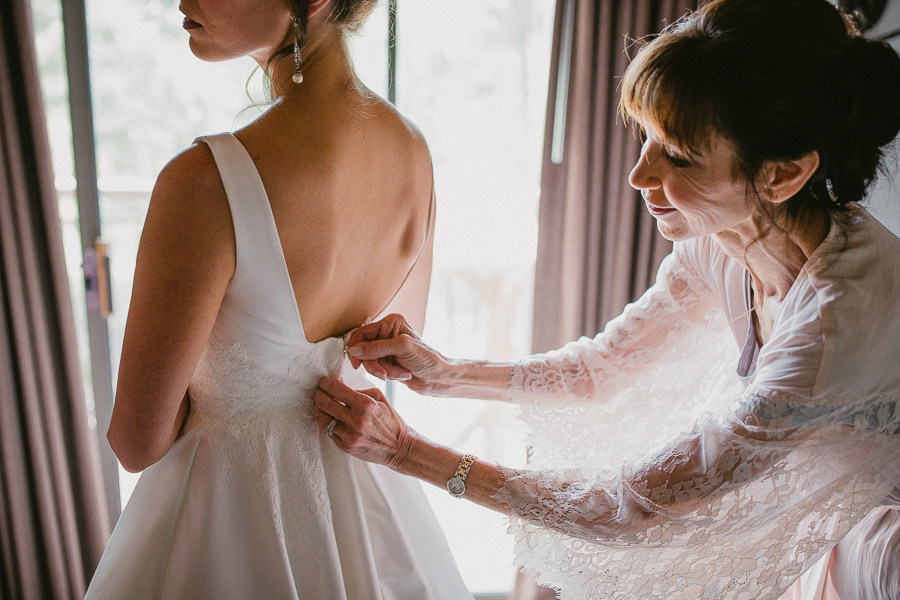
top-left (0, 0), bottom-right (110, 597)
top-left (532, 0), bottom-right (698, 353)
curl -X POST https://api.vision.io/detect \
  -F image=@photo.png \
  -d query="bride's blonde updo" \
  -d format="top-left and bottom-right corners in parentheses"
top-left (620, 0), bottom-right (900, 222)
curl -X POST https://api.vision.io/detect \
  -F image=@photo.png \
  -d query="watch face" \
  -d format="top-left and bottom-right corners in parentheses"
top-left (447, 477), bottom-right (466, 496)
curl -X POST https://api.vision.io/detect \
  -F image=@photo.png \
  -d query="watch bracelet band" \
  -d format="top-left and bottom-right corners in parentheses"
top-left (455, 453), bottom-right (476, 480)
top-left (447, 453), bottom-right (477, 498)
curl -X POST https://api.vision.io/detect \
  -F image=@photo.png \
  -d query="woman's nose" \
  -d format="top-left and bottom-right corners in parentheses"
top-left (628, 142), bottom-right (662, 192)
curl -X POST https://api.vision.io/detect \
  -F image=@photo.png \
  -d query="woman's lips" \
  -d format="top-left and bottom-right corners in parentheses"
top-left (182, 16), bottom-right (202, 30)
top-left (644, 201), bottom-right (677, 216)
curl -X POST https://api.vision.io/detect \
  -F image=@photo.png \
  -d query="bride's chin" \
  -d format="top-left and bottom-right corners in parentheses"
top-left (187, 39), bottom-right (233, 63)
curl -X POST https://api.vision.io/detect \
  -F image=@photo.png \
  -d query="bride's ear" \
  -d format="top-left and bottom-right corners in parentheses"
top-left (758, 151), bottom-right (820, 204)
top-left (308, 0), bottom-right (332, 19)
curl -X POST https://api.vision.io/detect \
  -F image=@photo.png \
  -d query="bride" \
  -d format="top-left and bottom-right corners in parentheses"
top-left (85, 0), bottom-right (471, 598)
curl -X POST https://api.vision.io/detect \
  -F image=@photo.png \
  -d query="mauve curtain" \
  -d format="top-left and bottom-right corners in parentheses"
top-left (532, 0), bottom-right (699, 354)
top-left (515, 1), bottom-right (697, 597)
top-left (0, 0), bottom-right (109, 598)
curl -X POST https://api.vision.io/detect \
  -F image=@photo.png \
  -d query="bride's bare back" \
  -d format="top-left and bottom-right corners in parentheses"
top-left (235, 82), bottom-right (434, 342)
top-left (108, 6), bottom-right (434, 472)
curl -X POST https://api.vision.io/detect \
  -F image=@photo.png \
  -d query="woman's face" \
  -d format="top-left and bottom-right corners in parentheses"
top-left (628, 125), bottom-right (757, 241)
top-left (179, 0), bottom-right (293, 63)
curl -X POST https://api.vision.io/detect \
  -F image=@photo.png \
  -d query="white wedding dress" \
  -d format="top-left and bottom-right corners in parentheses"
top-left (85, 133), bottom-right (472, 599)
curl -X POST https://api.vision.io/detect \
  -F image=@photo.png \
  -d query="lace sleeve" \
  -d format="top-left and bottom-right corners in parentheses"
top-left (507, 249), bottom-right (717, 407)
top-left (494, 385), bottom-right (900, 600)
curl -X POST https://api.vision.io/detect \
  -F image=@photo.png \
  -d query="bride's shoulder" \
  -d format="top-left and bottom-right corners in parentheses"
top-left (353, 94), bottom-right (434, 202)
top-left (146, 141), bottom-right (233, 255)
top-left (153, 141), bottom-right (228, 213)
top-left (350, 89), bottom-right (431, 159)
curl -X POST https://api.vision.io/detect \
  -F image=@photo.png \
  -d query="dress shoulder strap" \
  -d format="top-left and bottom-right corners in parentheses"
top-left (194, 133), bottom-right (275, 248)
top-left (194, 133), bottom-right (304, 340)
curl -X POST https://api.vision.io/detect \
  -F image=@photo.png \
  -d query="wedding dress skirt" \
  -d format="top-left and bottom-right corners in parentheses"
top-left (85, 133), bottom-right (472, 599)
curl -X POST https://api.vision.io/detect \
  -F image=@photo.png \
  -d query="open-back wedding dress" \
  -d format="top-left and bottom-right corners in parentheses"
top-left (86, 133), bottom-right (472, 600)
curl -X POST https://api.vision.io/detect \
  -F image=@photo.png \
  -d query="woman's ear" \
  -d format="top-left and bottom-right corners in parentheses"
top-left (309, 0), bottom-right (332, 19)
top-left (759, 151), bottom-right (820, 204)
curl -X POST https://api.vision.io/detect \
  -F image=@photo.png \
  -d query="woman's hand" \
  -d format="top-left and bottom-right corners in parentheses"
top-left (315, 377), bottom-right (510, 513)
top-left (345, 314), bottom-right (456, 396)
top-left (313, 376), bottom-right (416, 471)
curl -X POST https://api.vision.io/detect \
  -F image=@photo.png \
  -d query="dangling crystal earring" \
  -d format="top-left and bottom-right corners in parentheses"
top-left (291, 15), bottom-right (303, 84)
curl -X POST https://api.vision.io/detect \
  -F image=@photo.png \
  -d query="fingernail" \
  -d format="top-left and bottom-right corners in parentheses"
top-left (397, 372), bottom-right (412, 381)
top-left (348, 346), bottom-right (362, 357)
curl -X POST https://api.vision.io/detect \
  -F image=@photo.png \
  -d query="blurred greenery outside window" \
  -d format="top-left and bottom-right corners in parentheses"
top-left (30, 0), bottom-right (554, 593)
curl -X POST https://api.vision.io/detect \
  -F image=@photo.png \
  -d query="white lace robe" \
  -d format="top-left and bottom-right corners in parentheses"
top-left (495, 206), bottom-right (900, 600)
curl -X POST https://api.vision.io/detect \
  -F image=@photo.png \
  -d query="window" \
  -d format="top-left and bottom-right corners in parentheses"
top-left (32, 0), bottom-right (554, 594)
top-left (378, 2), bottom-right (554, 592)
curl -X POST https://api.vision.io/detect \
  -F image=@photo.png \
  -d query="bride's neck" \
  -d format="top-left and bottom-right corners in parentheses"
top-left (262, 25), bottom-right (356, 103)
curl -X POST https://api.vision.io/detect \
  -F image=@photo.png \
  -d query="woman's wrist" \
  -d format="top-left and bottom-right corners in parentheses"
top-left (386, 426), bottom-right (417, 472)
top-left (390, 432), bottom-right (460, 483)
top-left (390, 434), bottom-right (513, 513)
top-left (442, 359), bottom-right (514, 400)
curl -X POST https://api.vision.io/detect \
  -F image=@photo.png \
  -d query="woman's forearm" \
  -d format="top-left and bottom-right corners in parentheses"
top-left (439, 359), bottom-right (514, 401)
top-left (396, 433), bottom-right (513, 513)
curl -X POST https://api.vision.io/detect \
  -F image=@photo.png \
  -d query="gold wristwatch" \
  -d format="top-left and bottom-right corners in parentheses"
top-left (447, 454), bottom-right (476, 498)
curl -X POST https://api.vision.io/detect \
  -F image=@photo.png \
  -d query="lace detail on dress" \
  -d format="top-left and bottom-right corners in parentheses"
top-left (508, 252), bottom-right (736, 473)
top-left (187, 342), bottom-right (294, 484)
top-left (494, 249), bottom-right (900, 599)
top-left (506, 253), bottom-right (717, 410)
top-left (186, 338), bottom-right (344, 539)
top-left (493, 392), bottom-right (900, 599)
top-left (740, 385), bottom-right (900, 435)
top-left (496, 346), bottom-right (900, 598)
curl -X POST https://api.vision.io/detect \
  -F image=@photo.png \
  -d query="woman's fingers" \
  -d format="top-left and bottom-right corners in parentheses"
top-left (346, 314), bottom-right (419, 369)
top-left (313, 406), bottom-right (345, 435)
top-left (316, 379), bottom-right (389, 427)
top-left (347, 336), bottom-right (410, 361)
top-left (348, 330), bottom-right (446, 393)
top-left (319, 376), bottom-right (360, 404)
top-left (359, 387), bottom-right (389, 404)
top-left (313, 406), bottom-right (331, 430)
top-left (346, 318), bottom-right (398, 347)
top-left (377, 358), bottom-right (413, 381)
top-left (369, 314), bottom-right (417, 340)
top-left (349, 338), bottom-right (416, 381)
top-left (357, 356), bottom-right (412, 381)
top-left (316, 378), bottom-right (416, 472)
top-left (313, 387), bottom-right (353, 422)
top-left (315, 378), bottom-right (384, 446)
top-left (360, 358), bottom-right (389, 379)
top-left (318, 376), bottom-right (384, 415)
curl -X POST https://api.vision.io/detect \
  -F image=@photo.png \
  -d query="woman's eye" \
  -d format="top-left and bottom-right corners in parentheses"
top-left (663, 150), bottom-right (691, 168)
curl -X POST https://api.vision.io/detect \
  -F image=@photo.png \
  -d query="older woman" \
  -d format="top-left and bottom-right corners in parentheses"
top-left (313, 0), bottom-right (900, 598)
top-left (85, 0), bottom-right (472, 598)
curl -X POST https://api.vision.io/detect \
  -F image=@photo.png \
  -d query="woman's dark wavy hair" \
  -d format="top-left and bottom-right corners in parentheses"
top-left (620, 0), bottom-right (900, 223)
